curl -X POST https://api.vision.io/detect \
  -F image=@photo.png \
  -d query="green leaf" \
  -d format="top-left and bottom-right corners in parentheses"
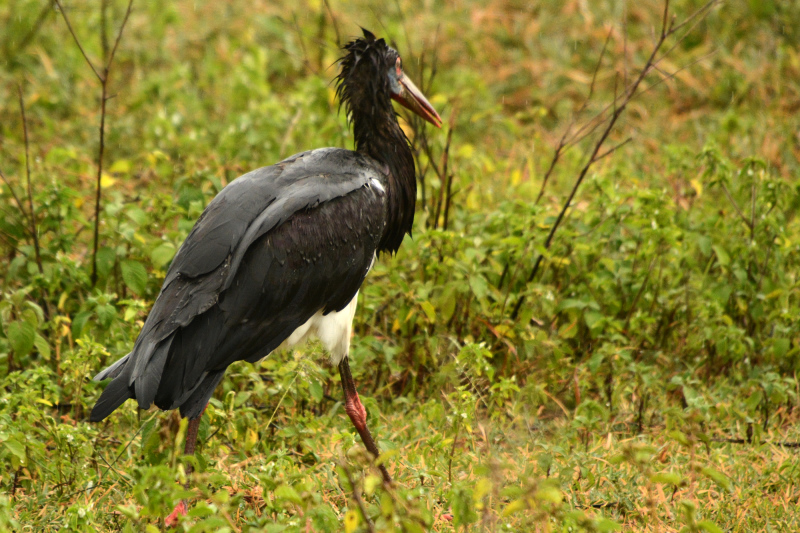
top-left (274, 484), bottom-right (302, 505)
top-left (96, 304), bottom-right (117, 329)
top-left (72, 311), bottom-right (92, 339)
top-left (150, 243), bottom-right (176, 268)
top-left (121, 260), bottom-right (148, 295)
top-left (469, 274), bottom-right (488, 300)
top-left (96, 246), bottom-right (116, 280)
top-left (669, 430), bottom-right (690, 446)
top-left (452, 486), bottom-right (480, 525)
top-left (535, 485), bottom-right (562, 504)
top-left (712, 245), bottom-right (730, 267)
top-left (595, 517), bottom-right (622, 532)
top-left (502, 498), bottom-right (527, 516)
top-left (126, 207), bottom-right (147, 226)
top-left (557, 298), bottom-right (592, 311)
top-left (650, 472), bottom-right (682, 486)
top-left (109, 159), bottom-right (132, 174)
top-left (437, 286), bottom-right (457, 322)
top-left (420, 301), bottom-right (436, 322)
top-left (308, 379), bottom-right (323, 402)
top-left (774, 338), bottom-right (790, 359)
top-left (584, 310), bottom-right (604, 329)
top-left (5, 439), bottom-right (26, 466)
top-left (700, 467), bottom-right (732, 492)
top-left (187, 504), bottom-right (215, 518)
top-left (34, 334), bottom-right (51, 360)
top-left (697, 520), bottom-right (724, 533)
top-left (344, 509), bottom-right (359, 533)
top-left (7, 321), bottom-right (35, 356)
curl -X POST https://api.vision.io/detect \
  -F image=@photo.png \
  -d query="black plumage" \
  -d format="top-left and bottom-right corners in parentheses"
top-left (90, 29), bottom-right (442, 432)
top-left (91, 149), bottom-right (387, 420)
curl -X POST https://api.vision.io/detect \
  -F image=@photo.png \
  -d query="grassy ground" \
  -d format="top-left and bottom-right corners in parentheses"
top-left (1, 0), bottom-right (799, 531)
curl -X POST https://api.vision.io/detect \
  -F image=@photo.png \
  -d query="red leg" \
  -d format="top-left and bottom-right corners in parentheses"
top-left (165, 405), bottom-right (206, 528)
top-left (338, 357), bottom-right (392, 484)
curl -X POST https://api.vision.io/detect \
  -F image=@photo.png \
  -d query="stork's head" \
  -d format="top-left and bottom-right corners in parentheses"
top-left (336, 29), bottom-right (442, 129)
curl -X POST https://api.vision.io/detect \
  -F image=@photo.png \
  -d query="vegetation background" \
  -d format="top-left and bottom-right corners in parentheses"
top-left (1, 0), bottom-right (799, 531)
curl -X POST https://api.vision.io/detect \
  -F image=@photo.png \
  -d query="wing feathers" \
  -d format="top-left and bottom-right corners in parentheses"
top-left (91, 148), bottom-right (387, 419)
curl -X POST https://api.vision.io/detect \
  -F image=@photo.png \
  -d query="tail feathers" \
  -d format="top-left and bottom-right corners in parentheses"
top-left (90, 376), bottom-right (134, 422)
top-left (134, 340), bottom-right (170, 411)
top-left (93, 353), bottom-right (131, 381)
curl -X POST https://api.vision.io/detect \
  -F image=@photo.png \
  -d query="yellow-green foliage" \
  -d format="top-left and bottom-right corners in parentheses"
top-left (1, 0), bottom-right (799, 531)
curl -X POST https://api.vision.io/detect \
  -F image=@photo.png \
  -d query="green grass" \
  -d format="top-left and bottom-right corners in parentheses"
top-left (1, 0), bottom-right (799, 531)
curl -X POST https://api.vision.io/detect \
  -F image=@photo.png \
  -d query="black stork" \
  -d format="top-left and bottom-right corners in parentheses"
top-left (89, 29), bottom-right (441, 524)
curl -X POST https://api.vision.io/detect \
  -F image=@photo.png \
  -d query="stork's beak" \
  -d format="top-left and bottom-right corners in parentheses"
top-left (392, 75), bottom-right (443, 128)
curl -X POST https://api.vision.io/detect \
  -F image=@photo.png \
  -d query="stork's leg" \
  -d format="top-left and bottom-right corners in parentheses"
top-left (165, 405), bottom-right (206, 528)
top-left (338, 357), bottom-right (393, 484)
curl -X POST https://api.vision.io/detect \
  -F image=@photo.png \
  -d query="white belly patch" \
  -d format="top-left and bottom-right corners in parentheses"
top-left (279, 291), bottom-right (359, 365)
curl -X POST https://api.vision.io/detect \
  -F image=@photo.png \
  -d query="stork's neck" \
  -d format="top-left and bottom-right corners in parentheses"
top-left (353, 112), bottom-right (416, 253)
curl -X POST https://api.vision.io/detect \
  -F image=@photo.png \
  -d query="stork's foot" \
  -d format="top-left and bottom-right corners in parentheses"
top-left (165, 408), bottom-right (206, 527)
top-left (165, 499), bottom-right (188, 528)
top-left (338, 357), bottom-right (393, 485)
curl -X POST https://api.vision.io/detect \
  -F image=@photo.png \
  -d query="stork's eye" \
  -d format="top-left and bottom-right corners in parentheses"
top-left (395, 57), bottom-right (403, 78)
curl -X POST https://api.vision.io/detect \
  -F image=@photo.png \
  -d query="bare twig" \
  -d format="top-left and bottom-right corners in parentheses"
top-left (107, 0), bottom-right (134, 70)
top-left (18, 85), bottom-right (44, 275)
top-left (623, 256), bottom-right (658, 331)
top-left (433, 114), bottom-right (455, 230)
top-left (511, 0), bottom-right (720, 319)
top-left (55, 0), bottom-right (134, 286)
top-left (544, 38), bottom-right (717, 179)
top-left (0, 170), bottom-right (28, 234)
top-left (710, 437), bottom-right (800, 448)
top-left (536, 27), bottom-right (614, 204)
top-left (5, 0), bottom-right (55, 60)
top-left (719, 183), bottom-right (751, 229)
top-left (594, 137), bottom-right (632, 162)
top-left (447, 419), bottom-right (461, 484)
top-left (322, 0), bottom-right (340, 45)
top-left (54, 0), bottom-right (103, 82)
top-left (401, 31), bottom-right (446, 229)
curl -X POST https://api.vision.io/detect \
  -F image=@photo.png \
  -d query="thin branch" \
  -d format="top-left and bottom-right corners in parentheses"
top-left (560, 37), bottom-right (717, 163)
top-left (442, 110), bottom-right (458, 231)
top-left (0, 230), bottom-right (24, 256)
top-left (623, 256), bottom-right (658, 331)
top-left (322, 0), bottom-right (341, 46)
top-left (7, 0), bottom-right (55, 60)
top-left (719, 183), bottom-right (752, 229)
top-left (594, 137), bottom-right (632, 162)
top-left (54, 0), bottom-right (103, 82)
top-left (101, 0), bottom-right (109, 61)
top-left (18, 85), bottom-right (43, 275)
top-left (511, 0), bottom-right (719, 319)
top-left (535, 28), bottom-right (613, 204)
top-left (391, 0), bottom-right (414, 60)
top-left (55, 0), bottom-right (134, 286)
top-left (433, 115), bottom-right (455, 230)
top-left (710, 437), bottom-right (800, 448)
top-left (0, 169), bottom-right (28, 230)
top-left (749, 179), bottom-right (757, 241)
top-left (91, 80), bottom-right (109, 286)
top-left (107, 0), bottom-right (134, 70)
top-left (670, 0), bottom-right (718, 35)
